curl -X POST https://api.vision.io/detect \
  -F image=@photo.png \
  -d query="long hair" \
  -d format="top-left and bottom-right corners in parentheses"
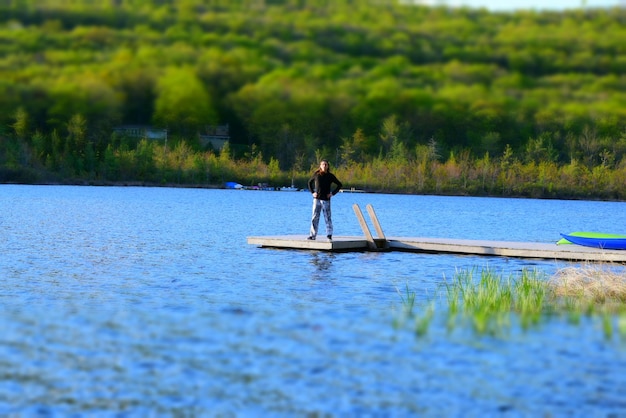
top-left (315, 159), bottom-right (330, 174)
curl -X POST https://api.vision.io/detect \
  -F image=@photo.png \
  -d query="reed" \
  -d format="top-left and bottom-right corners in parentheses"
top-left (396, 283), bottom-right (416, 315)
top-left (415, 303), bottom-right (435, 337)
top-left (444, 268), bottom-right (546, 334)
top-left (394, 284), bottom-right (436, 336)
top-left (400, 265), bottom-right (626, 338)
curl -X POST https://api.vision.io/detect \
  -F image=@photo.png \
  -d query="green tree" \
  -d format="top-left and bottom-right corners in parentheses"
top-left (12, 107), bottom-right (29, 140)
top-left (153, 67), bottom-right (217, 137)
top-left (66, 113), bottom-right (87, 174)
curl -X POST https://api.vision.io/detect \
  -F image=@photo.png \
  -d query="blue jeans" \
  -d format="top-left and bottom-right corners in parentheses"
top-left (310, 199), bottom-right (332, 237)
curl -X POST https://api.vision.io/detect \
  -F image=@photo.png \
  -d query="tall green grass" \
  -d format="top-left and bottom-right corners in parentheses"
top-left (398, 266), bottom-right (626, 339)
top-left (444, 268), bottom-right (546, 335)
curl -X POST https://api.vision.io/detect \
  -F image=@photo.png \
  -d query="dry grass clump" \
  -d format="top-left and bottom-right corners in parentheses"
top-left (548, 265), bottom-right (626, 305)
top-left (547, 264), bottom-right (626, 338)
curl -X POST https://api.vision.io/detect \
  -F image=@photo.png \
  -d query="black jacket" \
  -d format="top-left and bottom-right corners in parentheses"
top-left (308, 171), bottom-right (342, 200)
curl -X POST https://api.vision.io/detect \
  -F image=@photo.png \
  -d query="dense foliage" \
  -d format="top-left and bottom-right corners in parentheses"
top-left (1, 0), bottom-right (626, 198)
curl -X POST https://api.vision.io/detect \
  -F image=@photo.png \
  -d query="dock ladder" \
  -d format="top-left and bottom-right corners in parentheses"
top-left (352, 204), bottom-right (389, 251)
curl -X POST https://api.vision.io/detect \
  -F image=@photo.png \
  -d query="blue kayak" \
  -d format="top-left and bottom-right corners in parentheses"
top-left (559, 232), bottom-right (626, 250)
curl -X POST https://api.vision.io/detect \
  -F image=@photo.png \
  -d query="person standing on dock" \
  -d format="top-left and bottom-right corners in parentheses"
top-left (307, 159), bottom-right (342, 241)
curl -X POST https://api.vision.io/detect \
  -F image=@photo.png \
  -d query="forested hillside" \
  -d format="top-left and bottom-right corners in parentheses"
top-left (1, 0), bottom-right (626, 198)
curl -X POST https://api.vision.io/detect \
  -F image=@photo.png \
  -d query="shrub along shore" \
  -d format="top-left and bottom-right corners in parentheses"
top-left (2, 138), bottom-right (626, 201)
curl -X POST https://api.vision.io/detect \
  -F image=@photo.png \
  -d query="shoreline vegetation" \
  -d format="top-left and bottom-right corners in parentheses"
top-left (1, 2), bottom-right (626, 201)
top-left (397, 266), bottom-right (626, 339)
top-left (2, 139), bottom-right (626, 201)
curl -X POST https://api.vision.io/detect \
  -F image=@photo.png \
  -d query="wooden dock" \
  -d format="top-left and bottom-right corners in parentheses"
top-left (246, 235), bottom-right (626, 262)
top-left (247, 204), bottom-right (626, 263)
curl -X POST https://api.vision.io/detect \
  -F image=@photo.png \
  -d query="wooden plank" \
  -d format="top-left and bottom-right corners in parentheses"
top-left (247, 235), bottom-right (368, 251)
top-left (352, 204), bottom-right (377, 250)
top-left (365, 204), bottom-right (389, 250)
top-left (387, 236), bottom-right (626, 262)
top-left (366, 204), bottom-right (385, 239)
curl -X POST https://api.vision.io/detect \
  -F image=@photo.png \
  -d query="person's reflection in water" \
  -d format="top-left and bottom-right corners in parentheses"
top-left (310, 252), bottom-right (335, 281)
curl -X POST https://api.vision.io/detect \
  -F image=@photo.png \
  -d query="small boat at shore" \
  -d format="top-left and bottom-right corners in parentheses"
top-left (340, 187), bottom-right (366, 193)
top-left (279, 185), bottom-right (300, 191)
top-left (280, 177), bottom-right (300, 191)
top-left (558, 231), bottom-right (626, 250)
top-left (225, 181), bottom-right (243, 189)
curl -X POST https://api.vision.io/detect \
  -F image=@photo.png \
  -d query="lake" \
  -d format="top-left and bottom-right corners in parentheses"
top-left (2, 184), bottom-right (626, 416)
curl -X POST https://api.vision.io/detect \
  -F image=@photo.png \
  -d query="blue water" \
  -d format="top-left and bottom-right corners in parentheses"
top-left (1, 185), bottom-right (626, 416)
